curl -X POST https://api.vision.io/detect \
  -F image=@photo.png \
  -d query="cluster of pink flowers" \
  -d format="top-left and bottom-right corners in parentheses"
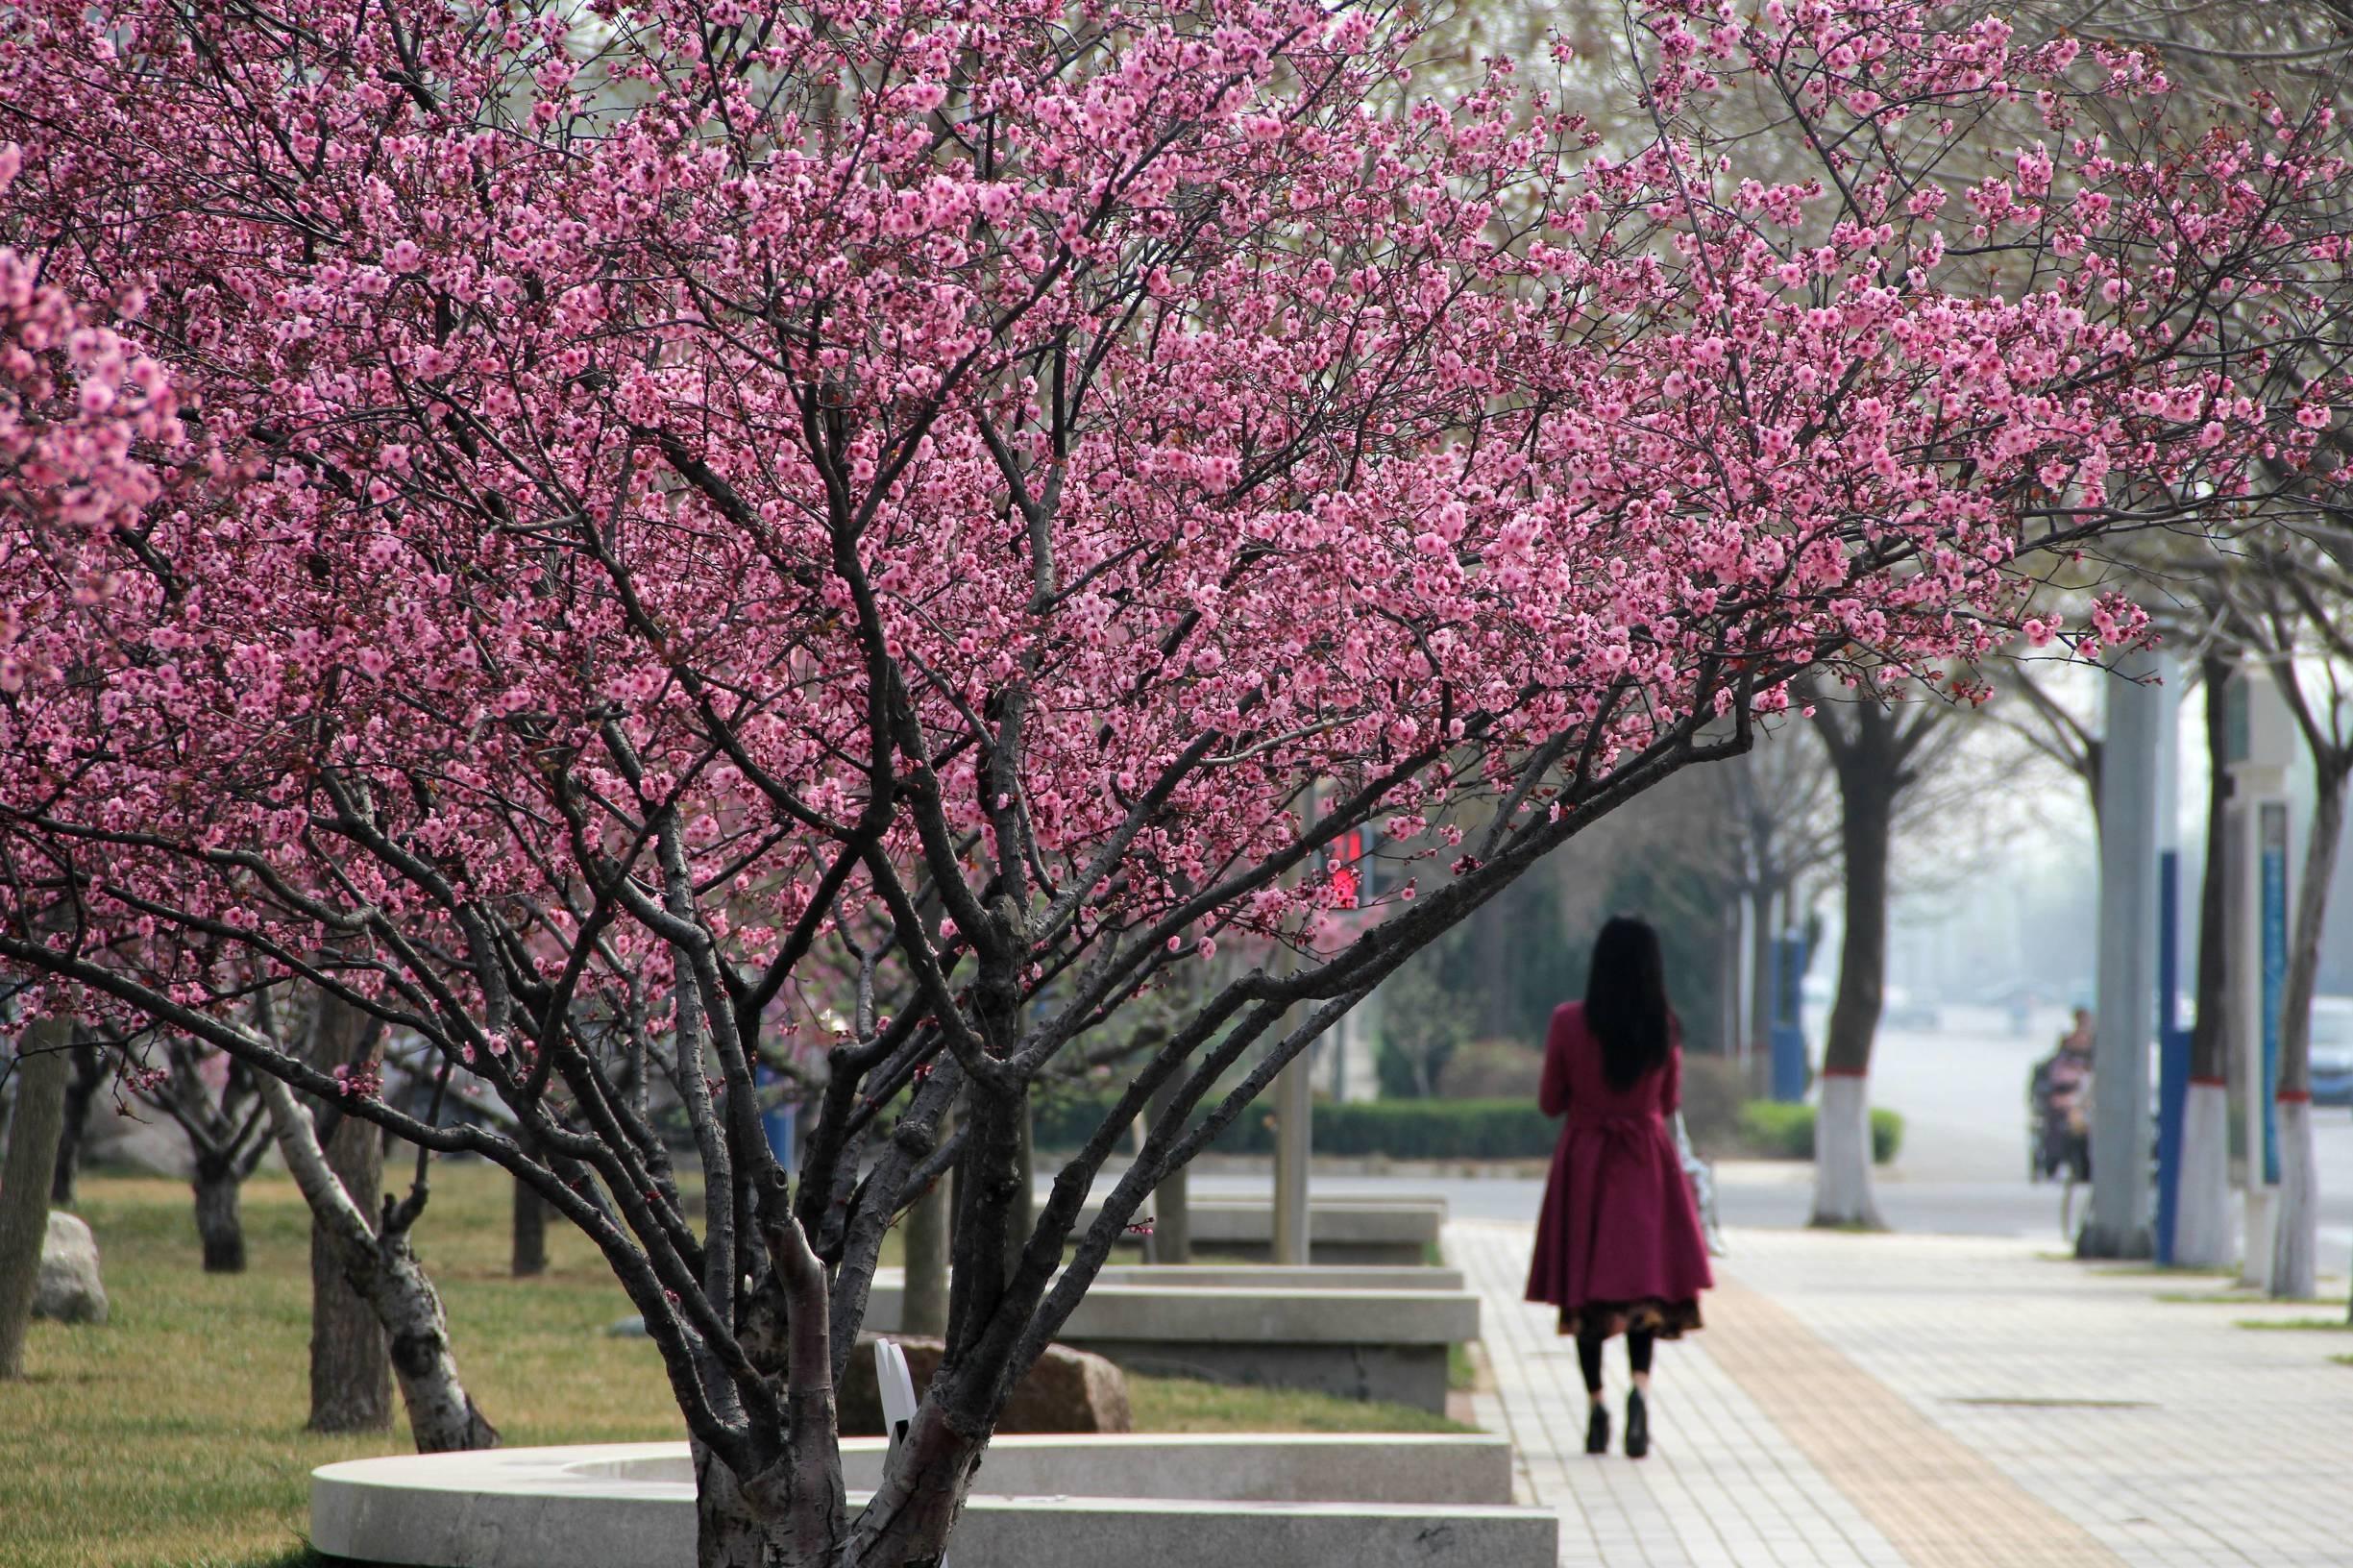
top-left (331, 1060), bottom-right (382, 1100)
top-left (0, 0), bottom-right (2339, 1136)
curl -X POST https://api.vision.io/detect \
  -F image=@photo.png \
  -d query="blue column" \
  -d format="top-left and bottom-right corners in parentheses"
top-left (2154, 851), bottom-right (2189, 1263)
top-left (1769, 932), bottom-right (1809, 1103)
top-left (758, 1066), bottom-right (797, 1176)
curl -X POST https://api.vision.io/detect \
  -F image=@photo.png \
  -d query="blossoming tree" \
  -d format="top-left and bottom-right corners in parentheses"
top-left (3, 0), bottom-right (2350, 1559)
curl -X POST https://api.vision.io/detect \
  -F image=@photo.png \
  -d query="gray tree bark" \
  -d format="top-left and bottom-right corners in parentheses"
top-left (1810, 700), bottom-right (1917, 1230)
top-left (192, 1152), bottom-right (249, 1273)
top-left (512, 1140), bottom-right (549, 1278)
top-left (49, 1039), bottom-right (104, 1206)
top-left (900, 1161), bottom-right (952, 1337)
top-left (258, 1074), bottom-right (499, 1452)
top-left (1001, 1097), bottom-right (1036, 1284)
top-left (0, 1018), bottom-right (73, 1379)
top-left (307, 995), bottom-right (392, 1433)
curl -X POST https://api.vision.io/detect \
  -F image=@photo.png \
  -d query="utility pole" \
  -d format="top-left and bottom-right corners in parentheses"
top-left (1272, 783), bottom-right (1317, 1266)
top-left (2081, 649), bottom-right (2174, 1259)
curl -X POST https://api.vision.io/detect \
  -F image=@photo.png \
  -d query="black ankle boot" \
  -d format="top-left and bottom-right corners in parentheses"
top-left (1625, 1389), bottom-right (1650, 1458)
top-left (1584, 1401), bottom-right (1610, 1455)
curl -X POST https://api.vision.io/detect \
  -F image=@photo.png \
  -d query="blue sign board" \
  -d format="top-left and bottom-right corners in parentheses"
top-left (2155, 851), bottom-right (2189, 1264)
top-left (757, 1066), bottom-right (797, 1176)
top-left (2260, 803), bottom-right (2288, 1187)
top-left (1769, 932), bottom-right (1809, 1103)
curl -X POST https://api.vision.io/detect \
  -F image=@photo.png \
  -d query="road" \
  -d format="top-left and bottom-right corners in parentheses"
top-left (1173, 1003), bottom-right (2353, 1273)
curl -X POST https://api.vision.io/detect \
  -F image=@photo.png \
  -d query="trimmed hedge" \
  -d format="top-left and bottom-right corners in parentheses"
top-left (1034, 1092), bottom-right (1558, 1161)
top-left (1034, 1090), bottom-right (1904, 1164)
top-left (1737, 1100), bottom-right (1905, 1164)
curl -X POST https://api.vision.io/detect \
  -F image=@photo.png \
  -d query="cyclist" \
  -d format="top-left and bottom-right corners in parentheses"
top-left (2029, 1009), bottom-right (2095, 1183)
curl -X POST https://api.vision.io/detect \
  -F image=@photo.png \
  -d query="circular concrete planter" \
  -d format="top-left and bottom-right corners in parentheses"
top-left (312, 1436), bottom-right (1556, 1568)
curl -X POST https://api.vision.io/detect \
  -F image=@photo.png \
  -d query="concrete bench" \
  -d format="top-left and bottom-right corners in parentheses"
top-left (1081, 1195), bottom-right (1447, 1266)
top-left (863, 1273), bottom-right (1478, 1412)
top-left (1088, 1262), bottom-right (1467, 1292)
top-left (311, 1439), bottom-right (1556, 1568)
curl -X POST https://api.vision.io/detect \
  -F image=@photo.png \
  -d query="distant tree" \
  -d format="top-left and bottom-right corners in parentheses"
top-left (1376, 956), bottom-right (1476, 1100)
top-left (1805, 689), bottom-right (1968, 1227)
top-left (47, 1032), bottom-right (105, 1206)
top-left (128, 1037), bottom-right (275, 1272)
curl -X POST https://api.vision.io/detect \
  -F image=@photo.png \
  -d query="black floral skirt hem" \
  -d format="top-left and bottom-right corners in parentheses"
top-left (1556, 1297), bottom-right (1703, 1340)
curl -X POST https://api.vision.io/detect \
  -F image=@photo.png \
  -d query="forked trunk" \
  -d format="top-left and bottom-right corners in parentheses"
top-left (257, 1075), bottom-right (498, 1452)
top-left (192, 1156), bottom-right (247, 1273)
top-left (693, 1433), bottom-right (852, 1568)
top-left (308, 998), bottom-right (391, 1433)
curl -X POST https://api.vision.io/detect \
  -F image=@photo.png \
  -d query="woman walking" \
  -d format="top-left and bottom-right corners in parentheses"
top-left (1526, 915), bottom-right (1713, 1458)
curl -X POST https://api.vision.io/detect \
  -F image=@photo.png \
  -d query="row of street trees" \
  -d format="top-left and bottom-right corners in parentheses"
top-left (7, 1), bottom-right (2353, 1562)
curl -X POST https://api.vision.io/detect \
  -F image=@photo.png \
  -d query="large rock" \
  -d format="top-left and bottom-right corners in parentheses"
top-left (838, 1335), bottom-right (1131, 1436)
top-left (34, 1211), bottom-right (108, 1325)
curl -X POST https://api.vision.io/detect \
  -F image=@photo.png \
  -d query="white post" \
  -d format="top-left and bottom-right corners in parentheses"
top-left (2225, 666), bottom-right (2294, 1288)
top-left (1272, 1034), bottom-right (1313, 1265)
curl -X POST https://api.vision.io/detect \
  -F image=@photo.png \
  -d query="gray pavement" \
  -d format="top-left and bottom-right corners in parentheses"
top-left (1456, 1217), bottom-right (2353, 1568)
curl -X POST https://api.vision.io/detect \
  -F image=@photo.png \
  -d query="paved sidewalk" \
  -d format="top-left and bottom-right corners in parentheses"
top-left (1451, 1220), bottom-right (2353, 1568)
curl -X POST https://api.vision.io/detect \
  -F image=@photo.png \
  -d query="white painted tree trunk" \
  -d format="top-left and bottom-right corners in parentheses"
top-left (2270, 1096), bottom-right (2318, 1300)
top-left (2172, 1080), bottom-right (2234, 1270)
top-left (257, 1077), bottom-right (498, 1452)
top-left (1809, 1074), bottom-right (1882, 1229)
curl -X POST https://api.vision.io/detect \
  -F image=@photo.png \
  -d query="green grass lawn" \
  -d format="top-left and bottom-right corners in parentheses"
top-left (4, 1166), bottom-right (1466, 1568)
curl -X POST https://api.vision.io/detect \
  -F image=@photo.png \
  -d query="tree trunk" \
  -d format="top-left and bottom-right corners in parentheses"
top-left (1813, 723), bottom-right (1894, 1230)
top-left (837, 1400), bottom-right (985, 1568)
top-left (1001, 1097), bottom-right (1035, 1284)
top-left (512, 1172), bottom-right (548, 1278)
top-left (694, 1436), bottom-right (862, 1568)
top-left (192, 1154), bottom-right (248, 1273)
top-left (308, 996), bottom-right (392, 1433)
top-left (2269, 765), bottom-right (2344, 1301)
top-left (258, 1074), bottom-right (499, 1452)
top-left (2176, 657), bottom-right (2236, 1269)
top-left (49, 1040), bottom-right (104, 1206)
top-left (1747, 879), bottom-right (1779, 1079)
top-left (1144, 1076), bottom-right (1191, 1264)
top-left (900, 1163), bottom-right (951, 1338)
top-left (0, 1017), bottom-right (73, 1379)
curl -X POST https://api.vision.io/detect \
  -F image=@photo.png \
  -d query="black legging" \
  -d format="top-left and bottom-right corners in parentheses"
top-left (1577, 1327), bottom-right (1654, 1394)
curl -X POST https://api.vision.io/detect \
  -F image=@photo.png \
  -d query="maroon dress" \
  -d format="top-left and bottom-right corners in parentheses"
top-left (1524, 1001), bottom-right (1712, 1337)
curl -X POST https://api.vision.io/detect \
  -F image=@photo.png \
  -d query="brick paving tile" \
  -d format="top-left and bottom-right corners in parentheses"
top-left (1450, 1218), bottom-right (2353, 1568)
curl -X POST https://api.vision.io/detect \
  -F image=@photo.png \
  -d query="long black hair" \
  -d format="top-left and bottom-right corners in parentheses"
top-left (1585, 915), bottom-right (1673, 1091)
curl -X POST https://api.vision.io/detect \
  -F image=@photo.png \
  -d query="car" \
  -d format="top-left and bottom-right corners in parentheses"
top-left (2311, 996), bottom-right (2353, 1107)
top-left (1882, 986), bottom-right (1940, 1032)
